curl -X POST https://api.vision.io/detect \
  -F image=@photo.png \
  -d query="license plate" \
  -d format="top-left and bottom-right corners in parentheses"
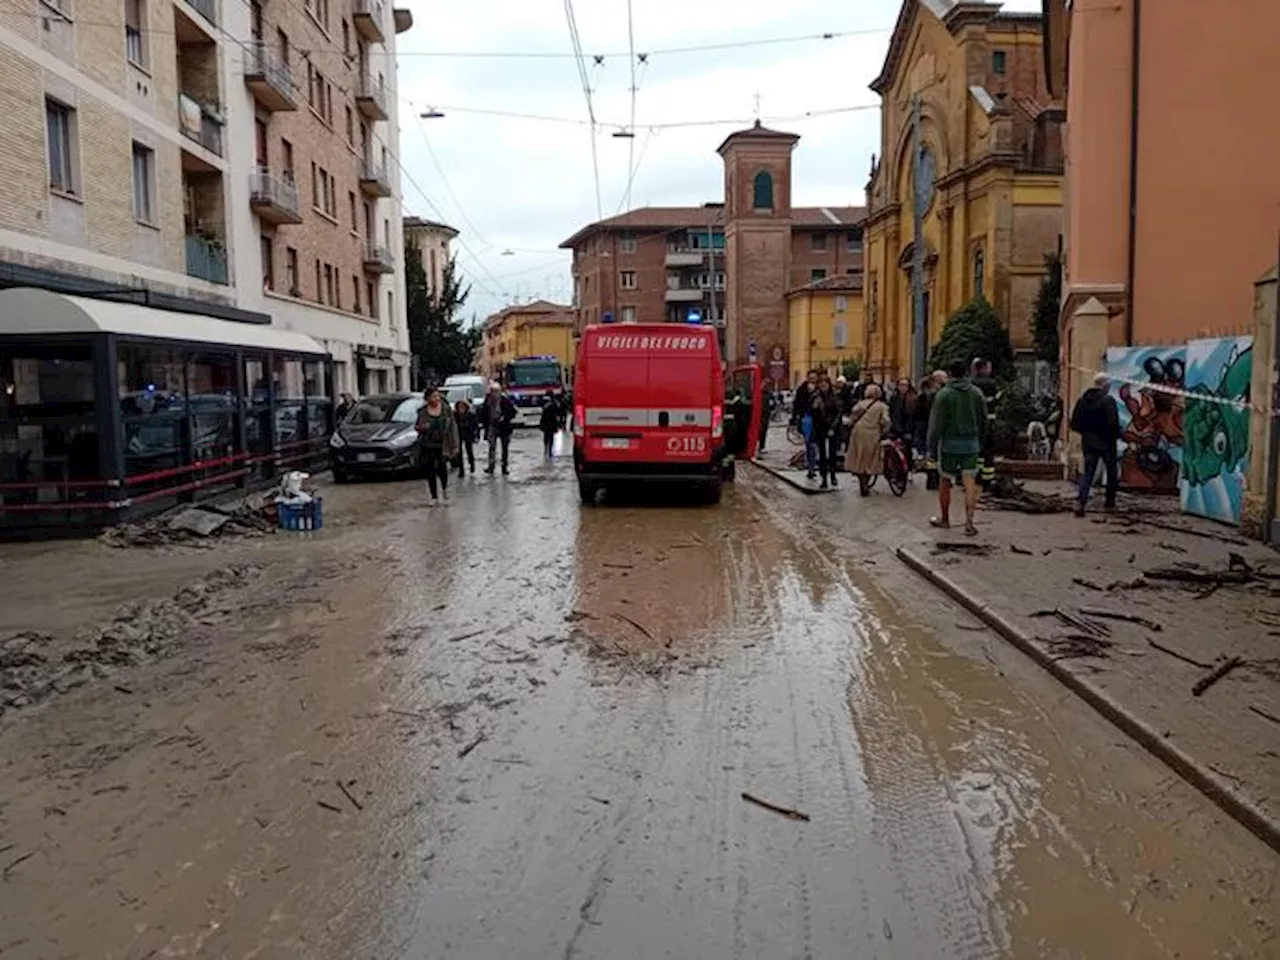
top-left (601, 438), bottom-right (630, 450)
top-left (357, 453), bottom-right (377, 462)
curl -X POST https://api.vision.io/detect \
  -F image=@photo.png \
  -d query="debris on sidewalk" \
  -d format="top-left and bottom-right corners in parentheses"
top-left (1192, 657), bottom-right (1244, 697)
top-left (101, 499), bottom-right (277, 548)
top-left (1078, 607), bottom-right (1163, 632)
top-left (932, 541), bottom-right (995, 556)
top-left (741, 791), bottom-right (811, 822)
top-left (0, 564), bottom-right (260, 716)
top-left (983, 476), bottom-right (1068, 514)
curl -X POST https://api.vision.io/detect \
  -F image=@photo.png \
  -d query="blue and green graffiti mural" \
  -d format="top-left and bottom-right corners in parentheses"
top-left (1180, 337), bottom-right (1252, 524)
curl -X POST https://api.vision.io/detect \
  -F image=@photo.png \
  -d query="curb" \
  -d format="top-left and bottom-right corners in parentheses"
top-left (747, 459), bottom-right (836, 495)
top-left (896, 545), bottom-right (1280, 856)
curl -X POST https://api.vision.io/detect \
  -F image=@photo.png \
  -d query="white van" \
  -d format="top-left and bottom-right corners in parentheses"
top-left (443, 374), bottom-right (487, 406)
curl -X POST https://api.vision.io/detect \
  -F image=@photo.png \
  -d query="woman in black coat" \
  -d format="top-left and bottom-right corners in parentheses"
top-left (809, 377), bottom-right (843, 489)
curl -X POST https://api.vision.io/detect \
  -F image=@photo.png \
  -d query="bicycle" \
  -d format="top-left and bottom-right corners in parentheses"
top-left (881, 435), bottom-right (911, 497)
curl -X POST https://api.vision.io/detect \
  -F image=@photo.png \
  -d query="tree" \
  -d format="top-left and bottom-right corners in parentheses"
top-left (927, 297), bottom-right (1016, 381)
top-left (1032, 251), bottom-right (1062, 367)
top-left (406, 248), bottom-right (479, 386)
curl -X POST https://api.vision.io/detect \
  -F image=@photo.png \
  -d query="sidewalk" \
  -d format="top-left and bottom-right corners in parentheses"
top-left (751, 446), bottom-right (839, 495)
top-left (895, 480), bottom-right (1280, 852)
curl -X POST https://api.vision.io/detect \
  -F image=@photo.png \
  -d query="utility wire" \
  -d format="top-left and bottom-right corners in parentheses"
top-left (562, 0), bottom-right (603, 219)
top-left (624, 0), bottom-right (638, 211)
top-left (415, 102), bottom-right (880, 130)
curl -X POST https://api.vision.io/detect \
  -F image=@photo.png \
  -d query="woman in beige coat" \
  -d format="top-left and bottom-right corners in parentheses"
top-left (845, 384), bottom-right (890, 496)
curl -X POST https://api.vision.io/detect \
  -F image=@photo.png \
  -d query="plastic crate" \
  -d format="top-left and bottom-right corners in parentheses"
top-left (277, 497), bottom-right (323, 531)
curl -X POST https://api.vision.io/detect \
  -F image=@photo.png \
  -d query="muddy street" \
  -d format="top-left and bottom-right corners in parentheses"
top-left (1, 435), bottom-right (1277, 959)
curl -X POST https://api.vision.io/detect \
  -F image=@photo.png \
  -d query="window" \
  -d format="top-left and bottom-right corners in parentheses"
top-left (125, 0), bottom-right (146, 68)
top-left (993, 50), bottom-right (1007, 75)
top-left (349, 191), bottom-right (357, 231)
top-left (277, 28), bottom-right (290, 68)
top-left (752, 171), bottom-right (773, 210)
top-left (314, 259), bottom-right (322, 301)
top-left (387, 291), bottom-right (394, 328)
top-left (130, 142), bottom-right (154, 222)
top-left (620, 270), bottom-right (637, 290)
top-left (619, 233), bottom-right (636, 254)
top-left (811, 233), bottom-right (827, 252)
top-left (342, 19), bottom-right (350, 55)
top-left (310, 161), bottom-right (317, 202)
top-left (833, 320), bottom-right (849, 349)
top-left (45, 98), bottom-right (75, 194)
top-left (313, 166), bottom-right (336, 217)
top-left (811, 268), bottom-right (827, 282)
top-left (367, 281), bottom-right (376, 317)
top-left (973, 247), bottom-right (986, 299)
top-left (261, 236), bottom-right (274, 290)
top-left (352, 275), bottom-right (361, 313)
top-left (323, 263), bottom-right (335, 305)
top-left (345, 106), bottom-right (354, 143)
top-left (835, 295), bottom-right (848, 313)
top-left (285, 247), bottom-right (298, 293)
top-left (281, 139), bottom-right (295, 180)
top-left (847, 228), bottom-right (863, 254)
top-left (620, 306), bottom-right (637, 323)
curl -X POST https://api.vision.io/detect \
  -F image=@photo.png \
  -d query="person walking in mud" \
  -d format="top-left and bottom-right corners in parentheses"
top-left (415, 388), bottom-right (460, 505)
top-left (538, 393), bottom-right (562, 458)
top-left (927, 359), bottom-right (988, 535)
top-left (845, 383), bottom-right (890, 496)
top-left (810, 375), bottom-right (843, 489)
top-left (1069, 372), bottom-right (1122, 516)
top-left (453, 398), bottom-right (479, 478)
top-left (482, 381), bottom-right (517, 475)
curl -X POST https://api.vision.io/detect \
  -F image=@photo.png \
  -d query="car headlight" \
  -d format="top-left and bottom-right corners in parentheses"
top-left (329, 432), bottom-right (345, 449)
top-left (388, 429), bottom-right (418, 449)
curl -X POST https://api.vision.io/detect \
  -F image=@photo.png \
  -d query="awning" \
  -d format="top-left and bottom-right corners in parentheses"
top-left (358, 356), bottom-right (395, 371)
top-left (0, 287), bottom-right (328, 357)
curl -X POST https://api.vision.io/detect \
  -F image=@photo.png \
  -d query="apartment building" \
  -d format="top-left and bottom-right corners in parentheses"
top-left (404, 216), bottom-right (458, 302)
top-left (480, 300), bottom-right (575, 382)
top-left (563, 205), bottom-right (864, 344)
top-left (0, 0), bottom-right (413, 394)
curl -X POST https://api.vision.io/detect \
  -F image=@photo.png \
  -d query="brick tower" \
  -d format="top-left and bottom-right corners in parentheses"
top-left (717, 122), bottom-right (800, 364)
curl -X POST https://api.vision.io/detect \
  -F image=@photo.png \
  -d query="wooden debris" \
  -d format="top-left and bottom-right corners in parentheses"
top-left (983, 476), bottom-right (1068, 514)
top-left (1072, 577), bottom-right (1106, 592)
top-left (316, 800), bottom-right (343, 814)
top-left (1031, 608), bottom-right (1110, 637)
top-left (1009, 544), bottom-right (1034, 556)
top-left (457, 732), bottom-right (487, 759)
top-left (741, 791), bottom-right (811, 822)
top-left (1248, 704), bottom-right (1280, 727)
top-left (1045, 633), bottom-right (1114, 661)
top-left (1143, 565), bottom-right (1254, 588)
top-left (444, 629), bottom-right (485, 644)
top-left (336, 779), bottom-right (363, 812)
top-left (1079, 607), bottom-right (1163, 632)
top-left (932, 541), bottom-right (995, 556)
top-left (612, 613), bottom-right (655, 642)
top-left (1192, 657), bottom-right (1243, 697)
top-left (1138, 516), bottom-right (1249, 546)
top-left (1147, 639), bottom-right (1212, 670)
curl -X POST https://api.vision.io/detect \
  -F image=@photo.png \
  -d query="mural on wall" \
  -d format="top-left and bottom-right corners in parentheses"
top-left (1180, 337), bottom-right (1253, 524)
top-left (1105, 347), bottom-right (1186, 492)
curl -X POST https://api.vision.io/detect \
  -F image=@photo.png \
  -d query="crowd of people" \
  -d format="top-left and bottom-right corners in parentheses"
top-left (778, 359), bottom-right (1074, 536)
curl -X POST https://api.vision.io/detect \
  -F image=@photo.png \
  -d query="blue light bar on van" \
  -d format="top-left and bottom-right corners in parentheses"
top-left (601, 311), bottom-right (615, 324)
top-left (685, 310), bottom-right (703, 325)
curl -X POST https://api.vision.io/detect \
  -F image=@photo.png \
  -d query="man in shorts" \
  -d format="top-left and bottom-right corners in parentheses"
top-left (926, 358), bottom-right (989, 536)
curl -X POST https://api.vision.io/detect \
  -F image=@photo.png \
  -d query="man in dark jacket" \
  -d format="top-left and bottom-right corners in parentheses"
top-left (481, 382), bottom-right (517, 475)
top-left (790, 370), bottom-right (819, 427)
top-left (1069, 372), bottom-right (1122, 516)
top-left (927, 359), bottom-right (989, 535)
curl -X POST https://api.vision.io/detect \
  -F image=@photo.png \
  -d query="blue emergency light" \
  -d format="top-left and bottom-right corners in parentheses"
top-left (685, 310), bottom-right (702, 325)
top-left (601, 311), bottom-right (615, 324)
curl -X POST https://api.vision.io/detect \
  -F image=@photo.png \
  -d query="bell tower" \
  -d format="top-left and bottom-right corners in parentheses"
top-left (717, 121), bottom-right (799, 364)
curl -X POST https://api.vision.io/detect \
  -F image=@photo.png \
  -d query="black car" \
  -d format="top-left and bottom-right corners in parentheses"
top-left (328, 393), bottom-right (425, 482)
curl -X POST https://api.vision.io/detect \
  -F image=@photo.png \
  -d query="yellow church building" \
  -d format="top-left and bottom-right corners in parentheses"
top-left (862, 0), bottom-right (1064, 385)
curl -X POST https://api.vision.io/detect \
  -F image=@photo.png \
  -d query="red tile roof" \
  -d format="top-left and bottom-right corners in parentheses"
top-left (560, 204), bottom-right (865, 248)
top-left (716, 121), bottom-right (801, 155)
top-left (786, 273), bottom-right (865, 297)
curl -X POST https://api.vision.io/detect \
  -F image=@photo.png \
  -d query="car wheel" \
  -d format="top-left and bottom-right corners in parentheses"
top-left (578, 479), bottom-right (597, 505)
top-left (721, 459), bottom-right (737, 483)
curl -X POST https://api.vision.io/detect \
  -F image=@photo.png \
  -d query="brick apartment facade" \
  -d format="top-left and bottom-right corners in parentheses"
top-left (0, 0), bottom-right (414, 393)
top-left (561, 124), bottom-right (865, 367)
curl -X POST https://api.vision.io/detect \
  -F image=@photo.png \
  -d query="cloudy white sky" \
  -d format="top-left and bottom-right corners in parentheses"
top-left (391, 0), bottom-right (1042, 321)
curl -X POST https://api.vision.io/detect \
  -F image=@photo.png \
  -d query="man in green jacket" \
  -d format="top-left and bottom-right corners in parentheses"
top-left (926, 358), bottom-right (989, 536)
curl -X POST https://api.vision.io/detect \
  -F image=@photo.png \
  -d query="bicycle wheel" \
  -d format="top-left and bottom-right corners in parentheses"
top-left (884, 449), bottom-right (908, 496)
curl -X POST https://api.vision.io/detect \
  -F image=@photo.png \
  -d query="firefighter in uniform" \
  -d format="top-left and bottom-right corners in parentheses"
top-left (971, 358), bottom-right (1000, 489)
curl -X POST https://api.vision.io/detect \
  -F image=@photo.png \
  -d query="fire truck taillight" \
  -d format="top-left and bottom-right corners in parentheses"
top-left (573, 403), bottom-right (585, 437)
top-left (711, 404), bottom-right (723, 439)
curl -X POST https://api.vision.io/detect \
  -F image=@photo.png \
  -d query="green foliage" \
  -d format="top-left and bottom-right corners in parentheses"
top-left (1032, 252), bottom-right (1062, 367)
top-left (992, 381), bottom-right (1035, 455)
top-left (927, 297), bottom-right (1015, 381)
top-left (406, 249), bottom-right (478, 385)
top-left (840, 358), bottom-right (863, 382)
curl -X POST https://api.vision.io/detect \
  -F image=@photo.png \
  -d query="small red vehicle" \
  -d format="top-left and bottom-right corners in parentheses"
top-left (573, 321), bottom-right (748, 504)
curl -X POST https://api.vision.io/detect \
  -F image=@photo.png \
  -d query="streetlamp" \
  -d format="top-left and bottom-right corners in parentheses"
top-left (420, 108), bottom-right (445, 119)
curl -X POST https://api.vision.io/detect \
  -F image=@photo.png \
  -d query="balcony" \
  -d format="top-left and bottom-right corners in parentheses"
top-left (249, 167), bottom-right (303, 225)
top-left (664, 287), bottom-right (704, 303)
top-left (243, 41), bottom-right (297, 112)
top-left (363, 243), bottom-right (395, 274)
top-left (665, 249), bottom-right (704, 268)
top-left (185, 0), bottom-right (218, 26)
top-left (355, 75), bottom-right (389, 121)
top-left (358, 158), bottom-right (392, 198)
top-left (186, 234), bottom-right (228, 285)
top-left (352, 0), bottom-right (385, 43)
top-left (177, 94), bottom-right (223, 159)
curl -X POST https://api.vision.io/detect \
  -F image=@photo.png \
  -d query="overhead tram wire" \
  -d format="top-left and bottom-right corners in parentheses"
top-left (624, 0), bottom-right (638, 211)
top-left (410, 102), bottom-right (881, 130)
top-left (412, 118), bottom-right (492, 248)
top-left (563, 0), bottom-right (604, 220)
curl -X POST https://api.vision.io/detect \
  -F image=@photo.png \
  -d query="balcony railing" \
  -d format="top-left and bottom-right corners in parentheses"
top-left (352, 0), bottom-right (385, 42)
top-left (187, 0), bottom-right (218, 26)
top-left (178, 94), bottom-right (223, 157)
top-left (249, 167), bottom-right (303, 224)
top-left (186, 234), bottom-right (228, 285)
top-left (355, 75), bottom-right (389, 120)
top-left (243, 41), bottom-right (297, 111)
top-left (358, 158), bottom-right (392, 197)
top-left (363, 243), bottom-right (395, 274)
